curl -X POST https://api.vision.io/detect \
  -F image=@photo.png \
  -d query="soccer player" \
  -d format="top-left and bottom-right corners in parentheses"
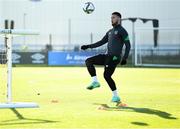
top-left (81, 12), bottom-right (131, 102)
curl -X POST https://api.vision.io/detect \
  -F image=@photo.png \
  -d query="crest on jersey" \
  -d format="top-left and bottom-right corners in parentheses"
top-left (114, 31), bottom-right (118, 35)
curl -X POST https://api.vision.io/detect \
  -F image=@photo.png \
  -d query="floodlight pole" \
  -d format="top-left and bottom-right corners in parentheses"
top-left (68, 18), bottom-right (71, 45)
top-left (90, 32), bottom-right (93, 44)
top-left (23, 13), bottom-right (27, 46)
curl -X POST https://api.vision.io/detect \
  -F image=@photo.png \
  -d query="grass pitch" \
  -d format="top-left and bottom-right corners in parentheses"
top-left (0, 67), bottom-right (180, 129)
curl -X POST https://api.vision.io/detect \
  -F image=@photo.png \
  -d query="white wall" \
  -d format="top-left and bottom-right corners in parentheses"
top-left (1, 0), bottom-right (180, 45)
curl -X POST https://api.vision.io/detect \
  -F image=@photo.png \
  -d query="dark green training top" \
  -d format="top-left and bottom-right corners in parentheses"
top-left (89, 24), bottom-right (131, 59)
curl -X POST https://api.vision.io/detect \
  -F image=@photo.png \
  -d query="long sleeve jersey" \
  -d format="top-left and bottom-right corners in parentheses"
top-left (89, 24), bottom-right (131, 59)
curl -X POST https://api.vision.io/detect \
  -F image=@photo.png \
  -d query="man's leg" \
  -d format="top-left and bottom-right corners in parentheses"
top-left (104, 66), bottom-right (116, 90)
top-left (85, 54), bottom-right (105, 90)
top-left (104, 56), bottom-right (121, 102)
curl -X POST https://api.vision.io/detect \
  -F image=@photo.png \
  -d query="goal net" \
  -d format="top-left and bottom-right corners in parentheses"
top-left (135, 28), bottom-right (180, 67)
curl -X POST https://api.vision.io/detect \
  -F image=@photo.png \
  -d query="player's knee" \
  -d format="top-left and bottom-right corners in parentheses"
top-left (104, 72), bottom-right (110, 80)
top-left (85, 58), bottom-right (92, 66)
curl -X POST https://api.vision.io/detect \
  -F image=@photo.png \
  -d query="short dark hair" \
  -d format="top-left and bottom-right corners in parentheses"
top-left (112, 12), bottom-right (121, 18)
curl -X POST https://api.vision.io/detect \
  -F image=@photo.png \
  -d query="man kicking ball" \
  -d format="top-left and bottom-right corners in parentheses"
top-left (81, 12), bottom-right (131, 103)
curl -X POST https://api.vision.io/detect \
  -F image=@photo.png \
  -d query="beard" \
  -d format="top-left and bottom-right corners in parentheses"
top-left (112, 21), bottom-right (118, 27)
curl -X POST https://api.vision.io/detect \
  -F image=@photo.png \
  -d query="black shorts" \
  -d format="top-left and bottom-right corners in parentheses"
top-left (87, 54), bottom-right (120, 68)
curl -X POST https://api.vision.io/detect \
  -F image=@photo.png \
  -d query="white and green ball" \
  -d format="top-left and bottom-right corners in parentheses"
top-left (83, 2), bottom-right (95, 14)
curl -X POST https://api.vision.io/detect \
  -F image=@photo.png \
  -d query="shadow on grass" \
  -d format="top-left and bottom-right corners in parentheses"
top-left (94, 103), bottom-right (177, 120)
top-left (131, 122), bottom-right (149, 126)
top-left (0, 108), bottom-right (59, 126)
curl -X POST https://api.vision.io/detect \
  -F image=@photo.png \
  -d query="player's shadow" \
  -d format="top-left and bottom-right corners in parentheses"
top-left (0, 108), bottom-right (59, 126)
top-left (131, 121), bottom-right (149, 126)
top-left (94, 103), bottom-right (177, 120)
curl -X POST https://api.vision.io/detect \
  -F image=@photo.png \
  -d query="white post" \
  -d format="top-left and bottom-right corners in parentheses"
top-left (132, 22), bottom-right (136, 66)
top-left (134, 32), bottom-right (137, 66)
top-left (6, 34), bottom-right (12, 103)
top-left (133, 24), bottom-right (138, 66)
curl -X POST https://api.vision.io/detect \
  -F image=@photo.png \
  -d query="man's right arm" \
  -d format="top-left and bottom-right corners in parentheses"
top-left (88, 33), bottom-right (108, 48)
top-left (81, 32), bottom-right (108, 50)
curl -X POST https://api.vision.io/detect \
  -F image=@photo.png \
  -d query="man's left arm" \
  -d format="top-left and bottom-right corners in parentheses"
top-left (121, 29), bottom-right (131, 65)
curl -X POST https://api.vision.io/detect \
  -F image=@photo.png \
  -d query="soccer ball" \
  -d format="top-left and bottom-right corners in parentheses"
top-left (83, 2), bottom-right (95, 14)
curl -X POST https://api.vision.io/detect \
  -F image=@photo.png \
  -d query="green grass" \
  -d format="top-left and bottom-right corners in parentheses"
top-left (0, 67), bottom-right (180, 129)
